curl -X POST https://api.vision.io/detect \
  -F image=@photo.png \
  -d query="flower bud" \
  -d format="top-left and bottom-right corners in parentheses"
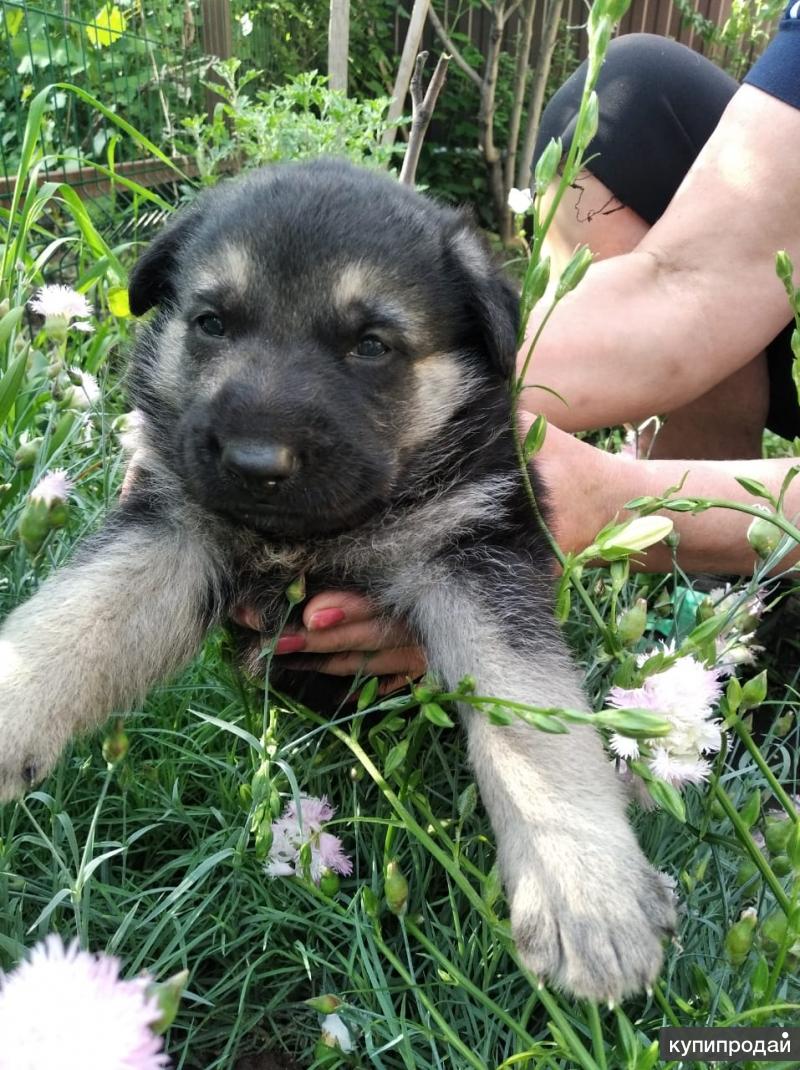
top-left (555, 245), bottom-right (593, 300)
top-left (305, 994), bottom-right (342, 1014)
top-left (520, 257), bottom-right (551, 320)
top-left (734, 859), bottom-right (759, 888)
top-left (573, 90), bottom-right (600, 150)
top-left (747, 513), bottom-right (782, 558)
top-left (102, 724), bottom-right (129, 766)
top-left (384, 860), bottom-right (409, 916)
top-left (14, 438), bottom-right (42, 469)
top-left (761, 910), bottom-right (788, 957)
top-left (285, 574), bottom-right (306, 605)
top-left (764, 815), bottom-right (792, 856)
top-left (319, 868), bottom-right (341, 897)
top-left (616, 598), bottom-right (647, 646)
top-left (593, 515), bottom-right (674, 558)
top-left (725, 908), bottom-right (757, 964)
top-left (533, 137), bottom-right (562, 194)
top-left (776, 249), bottom-right (794, 288)
top-left (147, 968), bottom-right (189, 1034)
top-left (771, 854), bottom-right (792, 877)
top-left (18, 498), bottom-right (51, 555)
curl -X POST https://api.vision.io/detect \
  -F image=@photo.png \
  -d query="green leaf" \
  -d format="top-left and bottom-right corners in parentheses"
top-left (740, 669), bottom-right (767, 712)
top-left (421, 702), bottom-right (455, 728)
top-left (0, 347), bottom-right (28, 428)
top-left (522, 414), bottom-right (547, 461)
top-left (734, 476), bottom-right (775, 502)
top-left (384, 739), bottom-right (409, 778)
top-left (740, 787), bottom-right (761, 830)
top-left (108, 286), bottom-right (130, 318)
top-left (356, 676), bottom-right (379, 711)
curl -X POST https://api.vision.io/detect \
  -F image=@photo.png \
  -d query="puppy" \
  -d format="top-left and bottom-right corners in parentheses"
top-left (0, 159), bottom-right (674, 1000)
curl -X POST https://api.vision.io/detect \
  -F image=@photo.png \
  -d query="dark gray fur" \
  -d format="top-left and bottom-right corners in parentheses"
top-left (0, 160), bottom-right (674, 1000)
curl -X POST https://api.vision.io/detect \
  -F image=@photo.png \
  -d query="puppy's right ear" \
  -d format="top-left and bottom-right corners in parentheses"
top-left (128, 206), bottom-right (202, 317)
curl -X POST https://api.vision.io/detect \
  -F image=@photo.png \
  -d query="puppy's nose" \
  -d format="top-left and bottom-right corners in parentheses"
top-left (220, 440), bottom-right (298, 487)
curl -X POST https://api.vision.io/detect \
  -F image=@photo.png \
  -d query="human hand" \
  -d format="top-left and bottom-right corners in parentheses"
top-left (232, 590), bottom-right (427, 694)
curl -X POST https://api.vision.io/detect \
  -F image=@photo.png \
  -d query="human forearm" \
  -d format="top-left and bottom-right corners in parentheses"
top-left (522, 86), bottom-right (800, 431)
top-left (538, 423), bottom-right (800, 574)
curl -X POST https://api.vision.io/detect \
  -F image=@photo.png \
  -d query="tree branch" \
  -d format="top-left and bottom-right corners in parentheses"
top-left (399, 51), bottom-right (451, 186)
top-left (427, 5), bottom-right (483, 90)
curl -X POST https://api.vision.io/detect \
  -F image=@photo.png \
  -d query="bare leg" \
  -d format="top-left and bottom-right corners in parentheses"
top-left (538, 173), bottom-right (768, 460)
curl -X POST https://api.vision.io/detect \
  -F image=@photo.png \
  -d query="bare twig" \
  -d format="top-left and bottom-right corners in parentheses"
top-left (383, 0), bottom-right (431, 148)
top-left (516, 0), bottom-right (566, 189)
top-left (399, 51), bottom-right (451, 186)
top-left (427, 5), bottom-right (483, 90)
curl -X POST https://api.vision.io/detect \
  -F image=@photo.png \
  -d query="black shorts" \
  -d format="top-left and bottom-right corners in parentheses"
top-left (534, 33), bottom-right (798, 440)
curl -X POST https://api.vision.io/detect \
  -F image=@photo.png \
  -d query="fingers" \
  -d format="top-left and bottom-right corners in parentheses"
top-left (301, 589), bottom-right (378, 630)
top-left (307, 647), bottom-right (427, 679)
top-left (230, 589), bottom-right (427, 682)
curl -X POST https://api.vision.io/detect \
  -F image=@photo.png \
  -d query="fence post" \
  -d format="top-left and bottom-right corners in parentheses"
top-left (328, 0), bottom-right (350, 93)
top-left (202, 0), bottom-right (233, 119)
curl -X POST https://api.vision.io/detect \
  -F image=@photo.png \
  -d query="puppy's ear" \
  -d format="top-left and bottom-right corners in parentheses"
top-left (128, 206), bottom-right (202, 317)
top-left (449, 222), bottom-right (520, 381)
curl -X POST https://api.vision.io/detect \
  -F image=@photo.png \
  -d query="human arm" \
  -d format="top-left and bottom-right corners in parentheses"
top-left (522, 85), bottom-right (800, 430)
top-left (260, 421), bottom-right (799, 679)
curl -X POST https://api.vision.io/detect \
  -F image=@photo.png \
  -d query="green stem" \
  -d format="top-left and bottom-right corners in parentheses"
top-left (586, 1003), bottom-right (608, 1070)
top-left (729, 715), bottom-right (799, 824)
top-left (712, 782), bottom-right (790, 913)
top-left (511, 415), bottom-right (613, 642)
top-left (659, 496), bottom-right (800, 545)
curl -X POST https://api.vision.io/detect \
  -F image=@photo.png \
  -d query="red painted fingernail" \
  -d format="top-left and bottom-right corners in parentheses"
top-left (275, 634), bottom-right (306, 655)
top-left (308, 608), bottom-right (346, 630)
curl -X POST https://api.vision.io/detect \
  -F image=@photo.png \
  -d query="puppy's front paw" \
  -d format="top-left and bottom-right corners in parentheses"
top-left (511, 855), bottom-right (676, 1002)
top-left (0, 673), bottom-right (69, 802)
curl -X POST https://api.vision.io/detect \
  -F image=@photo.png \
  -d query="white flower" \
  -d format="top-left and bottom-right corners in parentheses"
top-left (64, 368), bottom-right (100, 410)
top-left (609, 733), bottom-right (640, 760)
top-left (0, 935), bottom-right (168, 1070)
top-left (239, 12), bottom-right (253, 35)
top-left (29, 285), bottom-right (94, 334)
top-left (321, 1013), bottom-right (353, 1053)
top-left (31, 469), bottom-right (73, 507)
top-left (607, 646), bottom-right (724, 790)
top-left (507, 186), bottom-right (533, 215)
top-left (266, 794), bottom-right (352, 884)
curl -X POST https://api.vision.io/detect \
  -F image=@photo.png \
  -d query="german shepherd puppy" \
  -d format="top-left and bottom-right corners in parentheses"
top-left (0, 160), bottom-right (674, 1000)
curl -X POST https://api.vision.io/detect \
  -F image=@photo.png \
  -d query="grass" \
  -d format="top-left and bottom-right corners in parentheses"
top-left (0, 58), bottom-right (799, 1070)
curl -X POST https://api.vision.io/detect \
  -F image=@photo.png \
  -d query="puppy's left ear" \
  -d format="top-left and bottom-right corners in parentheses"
top-left (128, 204), bottom-right (203, 317)
top-left (449, 223), bottom-right (520, 381)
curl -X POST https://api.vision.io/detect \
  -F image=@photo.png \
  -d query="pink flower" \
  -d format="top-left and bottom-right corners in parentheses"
top-left (266, 794), bottom-right (353, 883)
top-left (29, 285), bottom-right (94, 334)
top-left (607, 647), bottom-right (724, 790)
top-left (0, 935), bottom-right (169, 1070)
top-left (30, 469), bottom-right (73, 506)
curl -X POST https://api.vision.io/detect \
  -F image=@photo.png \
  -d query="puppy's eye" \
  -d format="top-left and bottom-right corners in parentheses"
top-left (196, 313), bottom-right (225, 337)
top-left (351, 334), bottom-right (388, 358)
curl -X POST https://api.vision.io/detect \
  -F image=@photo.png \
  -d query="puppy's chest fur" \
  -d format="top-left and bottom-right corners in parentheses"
top-left (228, 469), bottom-right (521, 627)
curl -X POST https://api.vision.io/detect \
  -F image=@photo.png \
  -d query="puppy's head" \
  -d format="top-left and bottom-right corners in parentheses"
top-left (128, 160), bottom-right (518, 538)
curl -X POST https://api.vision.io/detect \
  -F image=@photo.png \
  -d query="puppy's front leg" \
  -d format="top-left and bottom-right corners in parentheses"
top-left (0, 515), bottom-right (220, 800)
top-left (404, 567), bottom-right (676, 1002)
